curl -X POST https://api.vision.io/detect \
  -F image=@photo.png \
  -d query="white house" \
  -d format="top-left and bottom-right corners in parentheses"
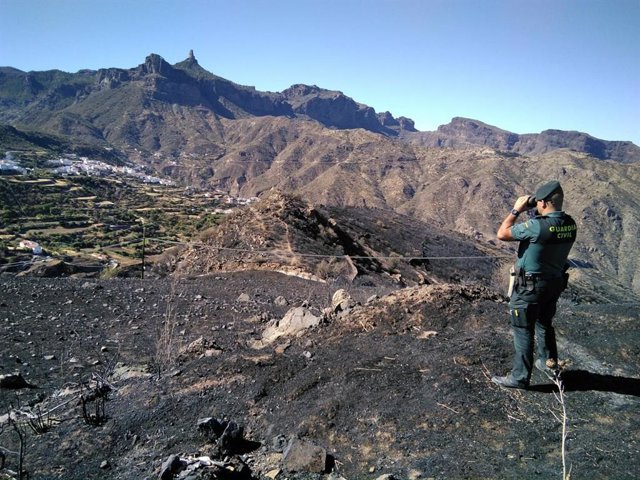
top-left (18, 240), bottom-right (43, 255)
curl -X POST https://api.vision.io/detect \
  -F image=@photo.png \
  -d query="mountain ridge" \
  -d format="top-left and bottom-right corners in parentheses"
top-left (1, 51), bottom-right (638, 163)
top-left (402, 116), bottom-right (639, 163)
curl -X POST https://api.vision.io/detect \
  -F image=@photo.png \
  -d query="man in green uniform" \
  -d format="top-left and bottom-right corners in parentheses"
top-left (492, 180), bottom-right (577, 389)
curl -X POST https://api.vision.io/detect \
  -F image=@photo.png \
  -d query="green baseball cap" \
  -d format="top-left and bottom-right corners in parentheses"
top-left (534, 180), bottom-right (562, 201)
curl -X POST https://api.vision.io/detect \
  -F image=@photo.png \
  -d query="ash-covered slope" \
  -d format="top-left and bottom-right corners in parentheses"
top-left (162, 190), bottom-right (503, 288)
top-left (1, 272), bottom-right (638, 480)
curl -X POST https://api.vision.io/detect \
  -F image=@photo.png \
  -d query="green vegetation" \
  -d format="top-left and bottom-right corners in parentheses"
top-left (0, 171), bottom-right (226, 271)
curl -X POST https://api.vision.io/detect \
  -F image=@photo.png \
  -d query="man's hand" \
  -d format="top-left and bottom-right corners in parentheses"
top-left (513, 195), bottom-right (531, 214)
top-left (497, 195), bottom-right (531, 241)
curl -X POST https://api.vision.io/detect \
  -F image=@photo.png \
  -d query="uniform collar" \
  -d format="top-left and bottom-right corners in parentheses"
top-left (535, 211), bottom-right (565, 219)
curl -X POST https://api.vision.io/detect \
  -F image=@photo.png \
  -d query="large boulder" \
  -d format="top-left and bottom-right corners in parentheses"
top-left (283, 438), bottom-right (327, 473)
top-left (261, 307), bottom-right (321, 344)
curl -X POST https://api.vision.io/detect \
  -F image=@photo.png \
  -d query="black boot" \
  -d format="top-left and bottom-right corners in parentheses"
top-left (491, 374), bottom-right (529, 389)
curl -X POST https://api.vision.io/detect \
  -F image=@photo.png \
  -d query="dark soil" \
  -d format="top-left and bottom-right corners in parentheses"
top-left (0, 272), bottom-right (638, 480)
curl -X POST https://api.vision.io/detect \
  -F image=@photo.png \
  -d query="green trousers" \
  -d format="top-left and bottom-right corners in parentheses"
top-left (508, 277), bottom-right (564, 384)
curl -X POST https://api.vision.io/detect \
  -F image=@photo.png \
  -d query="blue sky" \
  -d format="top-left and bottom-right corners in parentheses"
top-left (1, 0), bottom-right (639, 144)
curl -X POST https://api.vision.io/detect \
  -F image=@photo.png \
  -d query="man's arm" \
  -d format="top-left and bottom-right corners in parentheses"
top-left (497, 195), bottom-right (531, 241)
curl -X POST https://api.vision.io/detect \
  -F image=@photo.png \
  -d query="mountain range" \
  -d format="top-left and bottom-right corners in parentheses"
top-left (1, 51), bottom-right (640, 295)
top-left (1, 51), bottom-right (638, 163)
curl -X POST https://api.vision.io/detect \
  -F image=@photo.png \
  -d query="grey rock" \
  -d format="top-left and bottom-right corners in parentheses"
top-left (283, 438), bottom-right (327, 473)
top-left (366, 294), bottom-right (379, 304)
top-left (218, 421), bottom-right (244, 453)
top-left (159, 454), bottom-right (186, 480)
top-left (261, 307), bottom-right (321, 344)
top-left (197, 417), bottom-right (224, 437)
top-left (331, 289), bottom-right (352, 313)
top-left (272, 434), bottom-right (288, 452)
top-left (274, 295), bottom-right (288, 306)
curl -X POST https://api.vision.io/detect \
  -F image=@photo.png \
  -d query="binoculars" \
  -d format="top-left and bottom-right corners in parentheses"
top-left (526, 196), bottom-right (537, 208)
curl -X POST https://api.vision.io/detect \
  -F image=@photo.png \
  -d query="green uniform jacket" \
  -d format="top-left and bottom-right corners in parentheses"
top-left (511, 211), bottom-right (577, 277)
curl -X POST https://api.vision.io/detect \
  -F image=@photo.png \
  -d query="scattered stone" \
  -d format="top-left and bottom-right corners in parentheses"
top-left (159, 454), bottom-right (187, 480)
top-left (407, 469), bottom-right (424, 480)
top-left (183, 336), bottom-right (206, 354)
top-left (332, 289), bottom-right (353, 313)
top-left (274, 296), bottom-right (288, 306)
top-left (197, 417), bottom-right (225, 438)
top-left (180, 336), bottom-right (222, 356)
top-left (237, 293), bottom-right (251, 303)
top-left (245, 314), bottom-right (263, 323)
top-left (417, 331), bottom-right (438, 339)
top-left (100, 460), bottom-right (110, 469)
top-left (218, 421), bottom-right (244, 453)
top-left (374, 475), bottom-right (398, 480)
top-left (266, 468), bottom-right (281, 479)
top-left (366, 294), bottom-right (379, 304)
top-left (44, 355), bottom-right (56, 361)
top-left (275, 342), bottom-right (291, 354)
top-left (261, 307), bottom-right (321, 344)
top-left (283, 438), bottom-right (327, 473)
top-left (272, 434), bottom-right (288, 452)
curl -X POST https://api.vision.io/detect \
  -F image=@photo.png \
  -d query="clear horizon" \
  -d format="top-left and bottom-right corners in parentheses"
top-left (1, 0), bottom-right (638, 145)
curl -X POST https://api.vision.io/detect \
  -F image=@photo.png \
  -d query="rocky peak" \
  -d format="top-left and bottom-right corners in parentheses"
top-left (96, 68), bottom-right (131, 88)
top-left (378, 111), bottom-right (399, 126)
top-left (186, 49), bottom-right (198, 66)
top-left (282, 84), bottom-right (325, 98)
top-left (440, 117), bottom-right (495, 132)
top-left (376, 113), bottom-right (417, 132)
top-left (397, 116), bottom-right (417, 132)
top-left (139, 54), bottom-right (173, 75)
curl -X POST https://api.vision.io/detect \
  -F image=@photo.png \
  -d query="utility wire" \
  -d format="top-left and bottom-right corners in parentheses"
top-left (148, 237), bottom-right (513, 260)
top-left (4, 237), bottom-right (639, 306)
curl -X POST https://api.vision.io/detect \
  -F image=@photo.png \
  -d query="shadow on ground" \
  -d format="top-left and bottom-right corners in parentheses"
top-left (529, 369), bottom-right (640, 396)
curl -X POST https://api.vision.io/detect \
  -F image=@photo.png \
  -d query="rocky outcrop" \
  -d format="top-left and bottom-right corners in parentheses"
top-left (281, 84), bottom-right (414, 135)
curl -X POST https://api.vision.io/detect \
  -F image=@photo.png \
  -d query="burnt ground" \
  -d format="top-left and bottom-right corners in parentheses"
top-left (0, 271), bottom-right (639, 480)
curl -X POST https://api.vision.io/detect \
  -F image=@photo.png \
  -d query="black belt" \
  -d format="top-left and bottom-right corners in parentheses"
top-left (524, 272), bottom-right (563, 281)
